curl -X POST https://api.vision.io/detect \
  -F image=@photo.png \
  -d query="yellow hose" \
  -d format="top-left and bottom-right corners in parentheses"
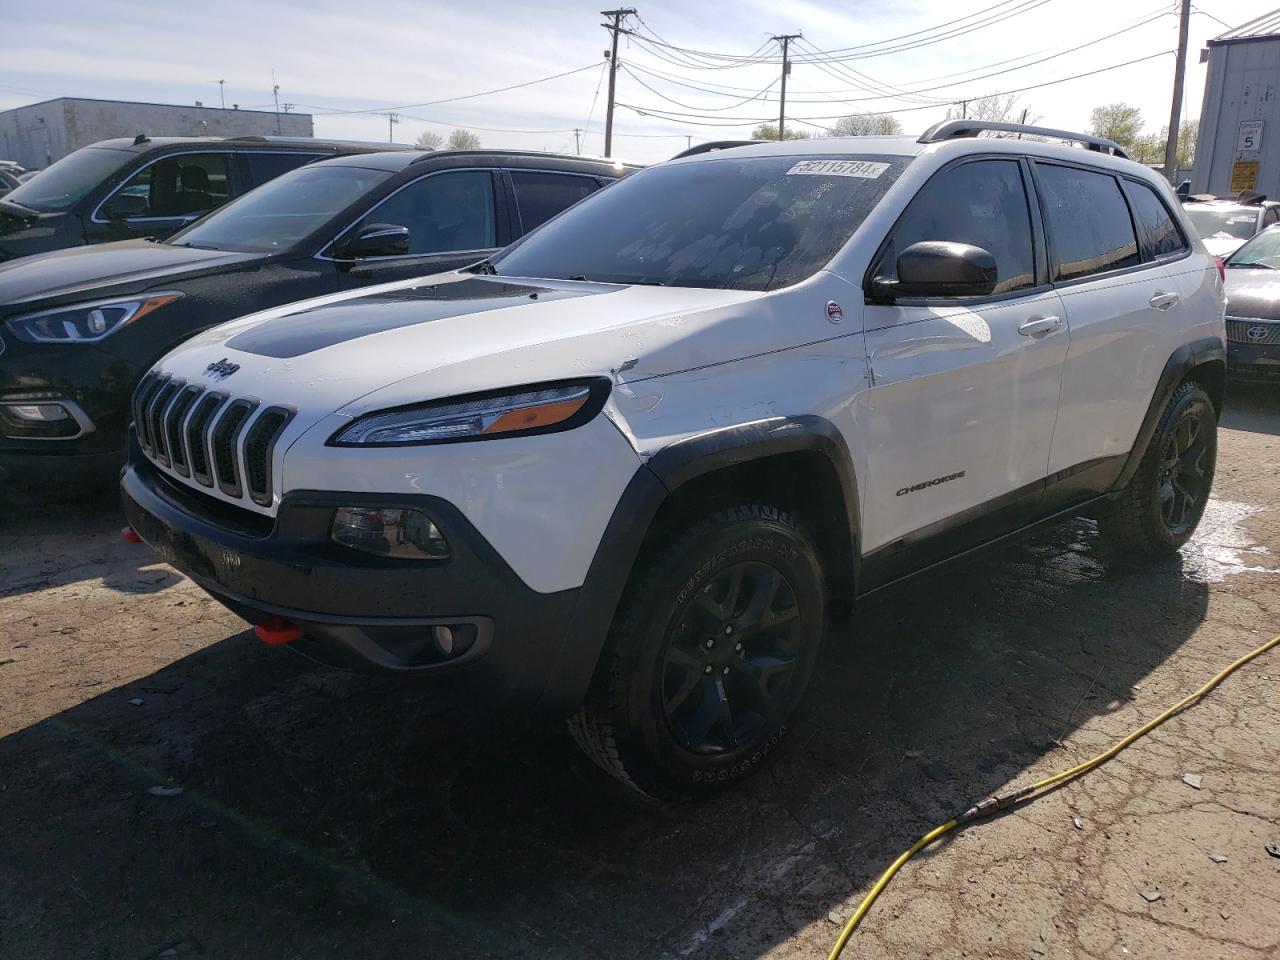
top-left (827, 632), bottom-right (1280, 960)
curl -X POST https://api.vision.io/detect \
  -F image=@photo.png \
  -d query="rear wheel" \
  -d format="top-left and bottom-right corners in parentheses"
top-left (570, 504), bottom-right (827, 799)
top-left (1099, 380), bottom-right (1216, 557)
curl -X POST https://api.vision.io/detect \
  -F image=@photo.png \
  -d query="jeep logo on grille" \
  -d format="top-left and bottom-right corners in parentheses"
top-left (204, 358), bottom-right (240, 379)
top-left (1246, 325), bottom-right (1268, 343)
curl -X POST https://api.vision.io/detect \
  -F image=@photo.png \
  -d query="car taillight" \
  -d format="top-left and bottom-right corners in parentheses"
top-left (1213, 256), bottom-right (1225, 281)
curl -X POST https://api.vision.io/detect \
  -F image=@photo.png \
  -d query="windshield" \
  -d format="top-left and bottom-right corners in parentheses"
top-left (1185, 206), bottom-right (1258, 241)
top-left (491, 154), bottom-right (910, 290)
top-left (170, 164), bottom-right (393, 252)
top-left (1227, 227), bottom-right (1280, 269)
top-left (3, 146), bottom-right (132, 212)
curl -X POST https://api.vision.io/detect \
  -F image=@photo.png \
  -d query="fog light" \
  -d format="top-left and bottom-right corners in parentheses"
top-left (7, 403), bottom-right (69, 422)
top-left (331, 507), bottom-right (450, 560)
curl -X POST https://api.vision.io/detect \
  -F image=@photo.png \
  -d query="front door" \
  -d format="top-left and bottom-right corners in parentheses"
top-left (858, 156), bottom-right (1069, 587)
top-left (88, 152), bottom-right (236, 243)
top-left (333, 169), bottom-right (502, 287)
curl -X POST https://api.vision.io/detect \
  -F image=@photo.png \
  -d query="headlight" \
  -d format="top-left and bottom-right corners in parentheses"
top-left (330, 380), bottom-right (608, 446)
top-left (6, 293), bottom-right (182, 343)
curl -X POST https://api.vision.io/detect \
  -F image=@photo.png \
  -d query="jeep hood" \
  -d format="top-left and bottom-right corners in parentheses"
top-left (0, 239), bottom-right (260, 306)
top-left (161, 271), bottom-right (768, 419)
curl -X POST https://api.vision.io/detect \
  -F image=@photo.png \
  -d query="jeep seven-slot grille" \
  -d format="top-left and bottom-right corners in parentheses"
top-left (131, 373), bottom-right (293, 508)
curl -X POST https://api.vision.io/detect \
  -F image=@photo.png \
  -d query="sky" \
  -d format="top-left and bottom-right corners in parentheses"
top-left (0, 0), bottom-right (1273, 164)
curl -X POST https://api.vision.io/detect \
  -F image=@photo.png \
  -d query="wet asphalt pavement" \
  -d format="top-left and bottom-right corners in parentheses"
top-left (1, 384), bottom-right (1278, 960)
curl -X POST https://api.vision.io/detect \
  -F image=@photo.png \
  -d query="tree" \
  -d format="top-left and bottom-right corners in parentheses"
top-left (1089, 103), bottom-right (1143, 151)
top-left (415, 130), bottom-right (443, 150)
top-left (945, 94), bottom-right (1040, 124)
top-left (750, 122), bottom-right (805, 141)
top-left (1115, 120), bottom-right (1196, 169)
top-left (446, 129), bottom-right (481, 150)
top-left (827, 113), bottom-right (903, 137)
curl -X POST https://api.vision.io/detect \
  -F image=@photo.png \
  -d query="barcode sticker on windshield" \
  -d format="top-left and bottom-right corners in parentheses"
top-left (786, 160), bottom-right (890, 179)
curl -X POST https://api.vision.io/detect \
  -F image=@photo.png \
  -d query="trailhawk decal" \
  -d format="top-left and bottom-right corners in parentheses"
top-left (897, 470), bottom-right (966, 497)
top-left (786, 159), bottom-right (890, 179)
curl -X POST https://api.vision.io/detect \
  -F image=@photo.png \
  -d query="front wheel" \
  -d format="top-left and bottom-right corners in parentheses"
top-left (569, 504), bottom-right (827, 799)
top-left (1098, 380), bottom-right (1216, 557)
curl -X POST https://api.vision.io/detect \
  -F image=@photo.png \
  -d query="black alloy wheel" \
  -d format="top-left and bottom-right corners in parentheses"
top-left (660, 561), bottom-right (802, 755)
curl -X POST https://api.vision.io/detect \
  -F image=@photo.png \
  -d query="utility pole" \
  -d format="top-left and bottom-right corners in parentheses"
top-left (216, 80), bottom-right (225, 110)
top-left (961, 100), bottom-right (969, 119)
top-left (386, 113), bottom-right (400, 143)
top-left (773, 33), bottom-right (801, 140)
top-left (1163, 0), bottom-right (1191, 183)
top-left (271, 69), bottom-right (281, 134)
top-left (686, 135), bottom-right (692, 150)
top-left (601, 7), bottom-right (636, 157)
top-left (574, 128), bottom-right (582, 154)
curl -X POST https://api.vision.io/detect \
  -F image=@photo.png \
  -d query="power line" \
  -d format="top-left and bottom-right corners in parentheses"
top-left (620, 64), bottom-right (777, 112)
top-left (618, 48), bottom-right (1174, 126)
top-left (306, 62), bottom-right (603, 116)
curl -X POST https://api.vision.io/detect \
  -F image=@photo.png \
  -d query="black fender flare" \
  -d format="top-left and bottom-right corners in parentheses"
top-left (1112, 335), bottom-right (1225, 491)
top-left (537, 415), bottom-right (861, 714)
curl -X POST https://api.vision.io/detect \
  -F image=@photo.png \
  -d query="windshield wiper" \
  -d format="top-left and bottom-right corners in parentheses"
top-left (1228, 262), bottom-right (1276, 269)
top-left (468, 258), bottom-right (498, 275)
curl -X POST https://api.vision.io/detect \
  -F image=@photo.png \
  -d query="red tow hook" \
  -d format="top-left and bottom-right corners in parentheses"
top-left (255, 616), bottom-right (304, 646)
top-left (120, 526), bottom-right (143, 544)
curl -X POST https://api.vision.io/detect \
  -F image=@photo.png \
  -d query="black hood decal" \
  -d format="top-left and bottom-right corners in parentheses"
top-left (225, 276), bottom-right (603, 358)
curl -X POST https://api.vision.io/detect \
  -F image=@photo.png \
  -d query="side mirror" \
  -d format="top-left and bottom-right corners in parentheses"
top-left (335, 223), bottom-right (411, 260)
top-left (872, 241), bottom-right (997, 300)
top-left (102, 192), bottom-right (150, 220)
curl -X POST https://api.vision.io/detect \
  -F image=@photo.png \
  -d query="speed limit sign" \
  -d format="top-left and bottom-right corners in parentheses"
top-left (1238, 121), bottom-right (1264, 153)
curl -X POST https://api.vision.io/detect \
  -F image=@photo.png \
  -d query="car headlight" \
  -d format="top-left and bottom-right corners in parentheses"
top-left (6, 293), bottom-right (182, 343)
top-left (330, 380), bottom-right (608, 446)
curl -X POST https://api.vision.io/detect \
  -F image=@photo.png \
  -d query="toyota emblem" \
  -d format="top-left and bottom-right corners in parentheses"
top-left (1246, 325), bottom-right (1268, 343)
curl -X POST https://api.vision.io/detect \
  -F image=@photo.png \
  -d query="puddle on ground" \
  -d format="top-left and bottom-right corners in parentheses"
top-left (1183, 499), bottom-right (1280, 582)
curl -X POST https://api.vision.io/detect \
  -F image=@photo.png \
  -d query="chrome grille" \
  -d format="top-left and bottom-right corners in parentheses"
top-left (131, 373), bottom-right (293, 508)
top-left (1226, 317), bottom-right (1280, 344)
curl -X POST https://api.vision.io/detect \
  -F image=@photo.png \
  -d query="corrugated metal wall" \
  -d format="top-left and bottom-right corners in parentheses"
top-left (1192, 36), bottom-right (1279, 197)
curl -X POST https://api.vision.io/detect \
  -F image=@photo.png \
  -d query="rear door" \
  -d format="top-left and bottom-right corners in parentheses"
top-left (859, 156), bottom-right (1069, 583)
top-left (1033, 161), bottom-right (1192, 500)
top-left (507, 169), bottom-right (605, 237)
top-left (332, 168), bottom-right (506, 286)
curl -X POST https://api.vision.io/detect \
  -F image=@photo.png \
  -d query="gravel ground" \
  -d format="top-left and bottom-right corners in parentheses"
top-left (1, 385), bottom-right (1278, 960)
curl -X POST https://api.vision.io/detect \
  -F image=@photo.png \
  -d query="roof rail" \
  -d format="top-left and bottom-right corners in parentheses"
top-left (671, 140), bottom-right (763, 160)
top-left (917, 120), bottom-right (1129, 159)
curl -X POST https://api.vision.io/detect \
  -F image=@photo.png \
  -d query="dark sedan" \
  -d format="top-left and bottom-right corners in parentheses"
top-left (0, 148), bottom-right (637, 487)
top-left (1223, 224), bottom-right (1280, 382)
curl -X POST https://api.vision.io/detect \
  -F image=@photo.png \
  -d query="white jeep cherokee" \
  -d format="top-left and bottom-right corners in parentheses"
top-left (122, 121), bottom-right (1226, 796)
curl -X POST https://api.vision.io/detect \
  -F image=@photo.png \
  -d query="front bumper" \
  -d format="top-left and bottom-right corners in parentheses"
top-left (1227, 337), bottom-right (1280, 382)
top-left (121, 454), bottom-right (586, 710)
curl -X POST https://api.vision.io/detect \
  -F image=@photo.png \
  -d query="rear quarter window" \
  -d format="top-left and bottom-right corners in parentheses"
top-left (1124, 180), bottom-right (1187, 260)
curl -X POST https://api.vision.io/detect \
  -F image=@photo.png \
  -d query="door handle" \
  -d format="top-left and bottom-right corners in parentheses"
top-left (1149, 290), bottom-right (1180, 310)
top-left (1018, 315), bottom-right (1061, 337)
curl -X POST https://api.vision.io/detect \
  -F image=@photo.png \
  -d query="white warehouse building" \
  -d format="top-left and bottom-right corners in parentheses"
top-left (1192, 11), bottom-right (1280, 198)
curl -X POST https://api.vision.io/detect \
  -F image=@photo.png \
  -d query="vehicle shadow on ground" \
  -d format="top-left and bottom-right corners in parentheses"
top-left (0, 485), bottom-right (182, 599)
top-left (0, 516), bottom-right (1209, 960)
top-left (1221, 380), bottom-right (1280, 436)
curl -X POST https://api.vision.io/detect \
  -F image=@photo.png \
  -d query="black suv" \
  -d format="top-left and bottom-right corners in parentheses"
top-left (0, 149), bottom-right (637, 486)
top-left (0, 135), bottom-right (409, 263)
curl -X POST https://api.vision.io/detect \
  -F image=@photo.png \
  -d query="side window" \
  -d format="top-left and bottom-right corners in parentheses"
top-left (1036, 164), bottom-right (1140, 281)
top-left (1125, 180), bottom-right (1187, 260)
top-left (1264, 208), bottom-right (1279, 227)
top-left (245, 152), bottom-right (322, 187)
top-left (351, 170), bottom-right (496, 255)
top-left (102, 153), bottom-right (230, 220)
top-left (877, 159), bottom-right (1035, 295)
top-left (510, 171), bottom-right (599, 233)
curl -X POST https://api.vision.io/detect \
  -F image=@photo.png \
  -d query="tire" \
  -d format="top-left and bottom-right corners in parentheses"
top-left (1098, 380), bottom-right (1216, 558)
top-left (569, 504), bottom-right (827, 799)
